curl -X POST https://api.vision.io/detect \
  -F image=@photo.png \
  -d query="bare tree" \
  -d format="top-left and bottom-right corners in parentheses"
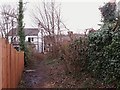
top-left (0, 2), bottom-right (28, 41)
top-left (0, 5), bottom-right (18, 41)
top-left (32, 1), bottom-right (69, 53)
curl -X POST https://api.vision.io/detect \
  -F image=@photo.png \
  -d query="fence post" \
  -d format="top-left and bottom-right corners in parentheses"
top-left (0, 38), bottom-right (2, 90)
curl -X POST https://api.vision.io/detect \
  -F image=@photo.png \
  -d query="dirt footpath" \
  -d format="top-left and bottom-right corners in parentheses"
top-left (19, 59), bottom-right (54, 88)
top-left (19, 58), bottom-right (77, 88)
top-left (19, 58), bottom-right (113, 88)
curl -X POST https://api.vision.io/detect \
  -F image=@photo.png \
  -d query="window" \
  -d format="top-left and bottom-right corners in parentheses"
top-left (28, 37), bottom-right (34, 42)
top-left (13, 37), bottom-right (16, 41)
top-left (32, 38), bottom-right (34, 41)
top-left (28, 37), bottom-right (31, 42)
top-left (11, 37), bottom-right (12, 42)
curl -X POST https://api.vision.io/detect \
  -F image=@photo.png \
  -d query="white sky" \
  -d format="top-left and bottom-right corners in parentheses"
top-left (0, 0), bottom-right (120, 34)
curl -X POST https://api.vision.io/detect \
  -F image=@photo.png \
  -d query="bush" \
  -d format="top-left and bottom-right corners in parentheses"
top-left (33, 52), bottom-right (45, 61)
top-left (24, 42), bottom-right (38, 66)
top-left (88, 26), bottom-right (120, 87)
top-left (61, 36), bottom-right (88, 76)
top-left (87, 1), bottom-right (120, 87)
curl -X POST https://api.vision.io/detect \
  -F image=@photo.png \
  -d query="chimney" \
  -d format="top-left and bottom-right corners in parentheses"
top-left (68, 31), bottom-right (73, 36)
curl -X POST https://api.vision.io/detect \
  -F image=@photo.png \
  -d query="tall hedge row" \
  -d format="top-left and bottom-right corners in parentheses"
top-left (88, 2), bottom-right (120, 87)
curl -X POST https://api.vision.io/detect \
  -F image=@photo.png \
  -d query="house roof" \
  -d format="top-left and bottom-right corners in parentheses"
top-left (8, 28), bottom-right (39, 36)
top-left (44, 33), bottom-right (84, 43)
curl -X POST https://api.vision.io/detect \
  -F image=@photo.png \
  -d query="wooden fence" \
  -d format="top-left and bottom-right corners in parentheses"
top-left (0, 38), bottom-right (24, 89)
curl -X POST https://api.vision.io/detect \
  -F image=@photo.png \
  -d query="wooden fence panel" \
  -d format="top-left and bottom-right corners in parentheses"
top-left (0, 38), bottom-right (24, 89)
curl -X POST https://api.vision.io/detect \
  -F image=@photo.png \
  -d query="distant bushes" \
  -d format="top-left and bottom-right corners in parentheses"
top-left (25, 42), bottom-right (45, 65)
top-left (33, 52), bottom-right (45, 61)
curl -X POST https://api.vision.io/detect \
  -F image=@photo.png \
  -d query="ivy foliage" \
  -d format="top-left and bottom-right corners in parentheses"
top-left (18, 0), bottom-right (28, 65)
top-left (88, 2), bottom-right (120, 87)
top-left (99, 2), bottom-right (116, 22)
top-left (18, 0), bottom-right (25, 51)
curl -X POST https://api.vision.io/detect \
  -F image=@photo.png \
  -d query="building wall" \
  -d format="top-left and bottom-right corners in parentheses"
top-left (0, 33), bottom-right (2, 38)
top-left (8, 35), bottom-right (42, 53)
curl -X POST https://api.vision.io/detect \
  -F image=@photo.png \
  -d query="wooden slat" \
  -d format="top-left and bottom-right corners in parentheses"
top-left (13, 46), bottom-right (17, 88)
top-left (0, 38), bottom-right (2, 90)
top-left (10, 45), bottom-right (15, 88)
top-left (2, 39), bottom-right (7, 88)
top-left (6, 41), bottom-right (10, 88)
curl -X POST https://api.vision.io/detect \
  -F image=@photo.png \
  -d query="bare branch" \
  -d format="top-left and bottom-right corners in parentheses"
top-left (0, 4), bottom-right (17, 40)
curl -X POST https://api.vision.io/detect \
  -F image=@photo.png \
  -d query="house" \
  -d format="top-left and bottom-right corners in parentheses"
top-left (7, 28), bottom-right (42, 52)
top-left (44, 31), bottom-right (84, 52)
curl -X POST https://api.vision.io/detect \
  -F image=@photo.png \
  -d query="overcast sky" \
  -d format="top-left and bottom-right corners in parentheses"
top-left (0, 0), bottom-right (119, 34)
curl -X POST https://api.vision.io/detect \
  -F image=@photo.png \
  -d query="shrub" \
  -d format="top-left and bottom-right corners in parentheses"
top-left (87, 1), bottom-right (120, 87)
top-left (61, 36), bottom-right (88, 76)
top-left (88, 25), bottom-right (120, 87)
top-left (24, 42), bottom-right (38, 66)
top-left (33, 52), bottom-right (45, 61)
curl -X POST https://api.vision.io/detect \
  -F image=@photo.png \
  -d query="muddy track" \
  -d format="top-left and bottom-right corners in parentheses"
top-left (19, 58), bottom-right (112, 88)
top-left (19, 60), bottom-right (52, 88)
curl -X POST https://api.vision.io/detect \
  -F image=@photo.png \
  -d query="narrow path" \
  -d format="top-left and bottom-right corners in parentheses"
top-left (19, 57), bottom-right (110, 88)
top-left (19, 59), bottom-right (54, 88)
top-left (19, 58), bottom-right (77, 88)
